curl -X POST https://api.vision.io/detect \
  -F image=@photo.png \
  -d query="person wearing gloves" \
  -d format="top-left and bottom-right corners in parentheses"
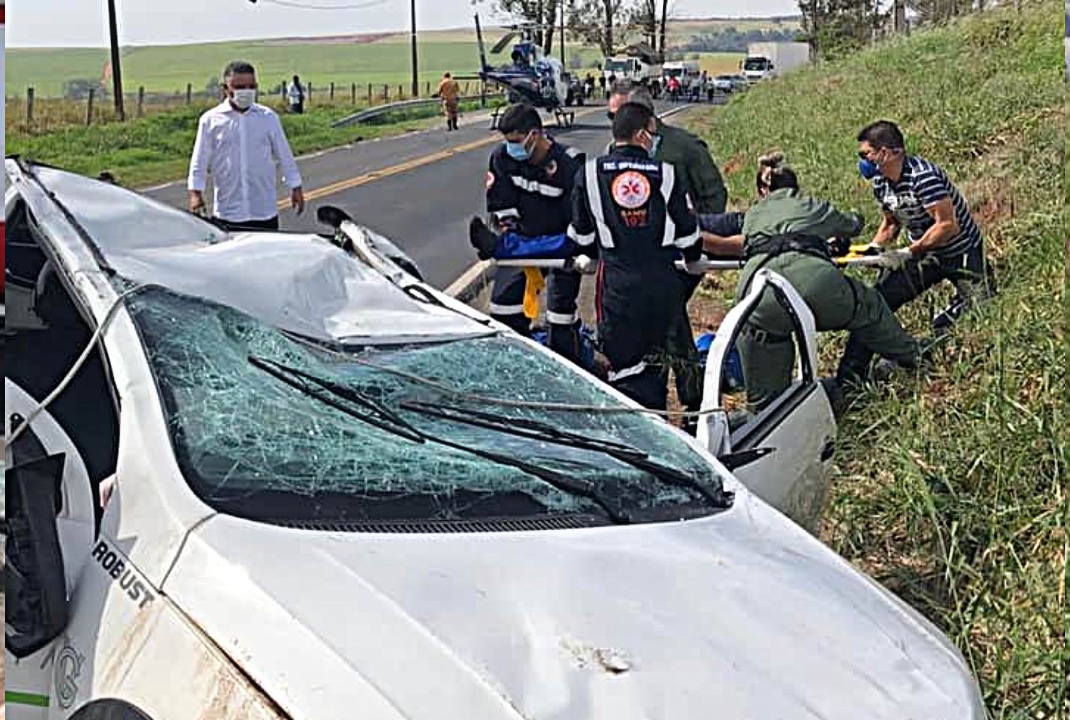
top-left (467, 103), bottom-right (587, 363)
top-left (737, 153), bottom-right (927, 413)
top-left (567, 102), bottom-right (703, 411)
top-left (606, 79), bottom-right (729, 431)
top-left (188, 60), bottom-right (304, 231)
top-left (852, 119), bottom-right (996, 341)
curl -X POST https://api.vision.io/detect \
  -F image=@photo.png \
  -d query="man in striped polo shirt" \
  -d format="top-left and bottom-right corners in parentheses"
top-left (839, 120), bottom-right (996, 382)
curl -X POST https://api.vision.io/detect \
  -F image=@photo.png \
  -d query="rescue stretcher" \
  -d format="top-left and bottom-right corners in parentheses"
top-left (488, 245), bottom-right (915, 274)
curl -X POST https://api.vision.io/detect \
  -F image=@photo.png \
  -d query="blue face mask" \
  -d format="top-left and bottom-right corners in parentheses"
top-left (506, 141), bottom-right (531, 161)
top-left (858, 158), bottom-right (880, 179)
top-left (648, 134), bottom-right (663, 159)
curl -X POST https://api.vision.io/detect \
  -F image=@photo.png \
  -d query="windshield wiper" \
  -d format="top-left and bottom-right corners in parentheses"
top-left (248, 355), bottom-right (426, 443)
top-left (247, 356), bottom-right (630, 524)
top-left (399, 400), bottom-right (732, 510)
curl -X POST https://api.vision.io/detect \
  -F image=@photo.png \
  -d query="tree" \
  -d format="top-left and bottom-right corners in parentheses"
top-left (630, 0), bottom-right (671, 54)
top-left (906, 0), bottom-right (976, 25)
top-left (798, 0), bottom-right (886, 59)
top-left (484, 0), bottom-right (560, 55)
top-left (659, 0), bottom-right (669, 55)
top-left (568, 0), bottom-right (631, 57)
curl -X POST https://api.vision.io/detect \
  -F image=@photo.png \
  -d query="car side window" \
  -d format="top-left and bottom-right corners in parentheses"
top-left (4, 197), bottom-right (120, 527)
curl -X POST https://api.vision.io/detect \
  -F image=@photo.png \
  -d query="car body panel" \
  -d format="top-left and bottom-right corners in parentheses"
top-left (4, 158), bottom-right (986, 719)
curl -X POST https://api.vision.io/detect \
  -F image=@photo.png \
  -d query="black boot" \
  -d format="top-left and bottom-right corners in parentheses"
top-left (468, 216), bottom-right (500, 261)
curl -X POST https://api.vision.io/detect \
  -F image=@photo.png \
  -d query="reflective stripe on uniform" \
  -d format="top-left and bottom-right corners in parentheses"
top-left (489, 302), bottom-right (525, 315)
top-left (608, 361), bottom-right (647, 383)
top-left (546, 310), bottom-right (577, 325)
top-left (674, 228), bottom-right (700, 249)
top-left (585, 159), bottom-right (615, 249)
top-left (567, 224), bottom-right (596, 246)
top-left (511, 176), bottom-right (564, 197)
top-left (492, 208), bottom-right (520, 220)
top-left (660, 162), bottom-right (677, 247)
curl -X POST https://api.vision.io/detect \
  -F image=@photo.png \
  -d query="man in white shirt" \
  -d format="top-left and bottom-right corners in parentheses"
top-left (188, 60), bottom-right (305, 231)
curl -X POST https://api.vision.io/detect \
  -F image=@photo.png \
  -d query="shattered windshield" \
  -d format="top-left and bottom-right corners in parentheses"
top-left (126, 287), bottom-right (727, 527)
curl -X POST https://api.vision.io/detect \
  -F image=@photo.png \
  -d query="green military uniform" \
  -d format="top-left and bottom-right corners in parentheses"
top-left (653, 119), bottom-right (727, 214)
top-left (652, 119), bottom-right (728, 424)
top-left (737, 188), bottom-right (920, 411)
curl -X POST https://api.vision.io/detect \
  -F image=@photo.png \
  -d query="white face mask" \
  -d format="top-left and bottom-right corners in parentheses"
top-left (231, 88), bottom-right (256, 109)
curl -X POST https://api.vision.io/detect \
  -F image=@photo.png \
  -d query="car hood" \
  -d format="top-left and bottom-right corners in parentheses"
top-left (164, 500), bottom-right (984, 720)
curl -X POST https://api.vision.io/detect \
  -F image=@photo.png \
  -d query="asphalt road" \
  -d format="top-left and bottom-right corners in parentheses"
top-left (144, 99), bottom-right (718, 289)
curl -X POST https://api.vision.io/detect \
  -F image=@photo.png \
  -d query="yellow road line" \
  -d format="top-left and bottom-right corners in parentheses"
top-left (283, 135), bottom-right (500, 208)
top-left (278, 106), bottom-right (605, 208)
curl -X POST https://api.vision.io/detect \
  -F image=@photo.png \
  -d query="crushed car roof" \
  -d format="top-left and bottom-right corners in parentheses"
top-left (8, 158), bottom-right (492, 345)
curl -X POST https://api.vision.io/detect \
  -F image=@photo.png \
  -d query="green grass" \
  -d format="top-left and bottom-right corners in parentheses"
top-left (5, 41), bottom-right (539, 98)
top-left (684, 2), bottom-right (1065, 716)
top-left (5, 17), bottom-right (794, 99)
top-left (5, 96), bottom-right (502, 188)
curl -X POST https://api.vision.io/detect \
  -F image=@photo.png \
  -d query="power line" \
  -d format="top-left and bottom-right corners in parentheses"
top-left (249, 0), bottom-right (389, 11)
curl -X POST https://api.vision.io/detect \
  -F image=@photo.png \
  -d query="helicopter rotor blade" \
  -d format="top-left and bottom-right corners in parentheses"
top-left (490, 32), bottom-right (519, 54)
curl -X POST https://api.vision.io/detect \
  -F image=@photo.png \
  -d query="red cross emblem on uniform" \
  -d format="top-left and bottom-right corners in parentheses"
top-left (611, 171), bottom-right (652, 210)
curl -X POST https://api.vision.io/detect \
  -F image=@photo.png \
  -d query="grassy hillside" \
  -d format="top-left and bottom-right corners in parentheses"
top-left (683, 2), bottom-right (1065, 716)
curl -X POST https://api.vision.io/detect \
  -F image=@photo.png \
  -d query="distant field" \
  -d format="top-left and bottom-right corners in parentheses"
top-left (6, 17), bottom-right (787, 98)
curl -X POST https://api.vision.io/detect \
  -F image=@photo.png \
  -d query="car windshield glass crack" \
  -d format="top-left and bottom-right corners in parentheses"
top-left (125, 286), bottom-right (726, 523)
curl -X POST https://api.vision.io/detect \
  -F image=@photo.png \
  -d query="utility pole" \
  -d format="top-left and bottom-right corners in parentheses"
top-left (106, 0), bottom-right (125, 120)
top-left (410, 0), bottom-right (418, 97)
top-left (559, 0), bottom-right (565, 66)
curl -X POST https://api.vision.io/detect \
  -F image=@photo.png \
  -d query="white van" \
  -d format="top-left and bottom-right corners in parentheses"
top-left (662, 60), bottom-right (701, 85)
top-left (4, 158), bottom-right (986, 719)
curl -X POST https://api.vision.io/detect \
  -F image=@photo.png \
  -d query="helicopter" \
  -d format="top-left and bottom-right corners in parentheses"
top-left (458, 14), bottom-right (581, 128)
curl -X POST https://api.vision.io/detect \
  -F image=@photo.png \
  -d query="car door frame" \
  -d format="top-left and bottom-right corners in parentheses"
top-left (697, 268), bottom-right (837, 532)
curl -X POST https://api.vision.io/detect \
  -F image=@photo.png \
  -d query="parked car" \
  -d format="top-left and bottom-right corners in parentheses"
top-left (4, 157), bottom-right (986, 720)
top-left (730, 74), bottom-right (750, 92)
top-left (712, 75), bottom-right (735, 93)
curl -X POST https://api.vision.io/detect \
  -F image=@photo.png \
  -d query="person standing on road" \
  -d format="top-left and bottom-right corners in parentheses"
top-left (287, 74), bottom-right (305, 114)
top-left (188, 60), bottom-right (304, 232)
top-left (849, 120), bottom-right (996, 353)
top-left (436, 71), bottom-right (462, 131)
top-left (568, 102), bottom-right (702, 410)
top-left (736, 153), bottom-right (926, 413)
top-left (467, 104), bottom-right (587, 364)
top-left (607, 80), bottom-right (728, 431)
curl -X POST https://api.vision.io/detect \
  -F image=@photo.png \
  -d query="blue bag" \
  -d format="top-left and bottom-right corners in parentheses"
top-left (695, 331), bottom-right (745, 392)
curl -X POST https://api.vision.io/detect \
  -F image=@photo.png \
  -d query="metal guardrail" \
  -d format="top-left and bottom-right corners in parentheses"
top-left (331, 94), bottom-right (492, 128)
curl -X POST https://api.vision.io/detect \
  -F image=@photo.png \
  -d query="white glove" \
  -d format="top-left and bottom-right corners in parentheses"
top-left (684, 259), bottom-right (707, 275)
top-left (571, 255), bottom-right (597, 274)
top-left (878, 248), bottom-right (914, 271)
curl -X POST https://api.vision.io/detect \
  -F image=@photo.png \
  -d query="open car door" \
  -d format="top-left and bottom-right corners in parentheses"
top-left (698, 269), bottom-right (837, 534)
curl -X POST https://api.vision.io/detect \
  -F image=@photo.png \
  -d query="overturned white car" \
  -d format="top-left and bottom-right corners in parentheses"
top-left (4, 158), bottom-right (986, 719)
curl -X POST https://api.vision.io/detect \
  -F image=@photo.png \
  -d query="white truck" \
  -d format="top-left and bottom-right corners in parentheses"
top-left (662, 59), bottom-right (701, 85)
top-left (741, 42), bottom-right (811, 83)
top-left (602, 44), bottom-right (663, 85)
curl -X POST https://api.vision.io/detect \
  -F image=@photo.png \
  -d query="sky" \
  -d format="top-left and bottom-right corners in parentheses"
top-left (7, 0), bottom-right (802, 48)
